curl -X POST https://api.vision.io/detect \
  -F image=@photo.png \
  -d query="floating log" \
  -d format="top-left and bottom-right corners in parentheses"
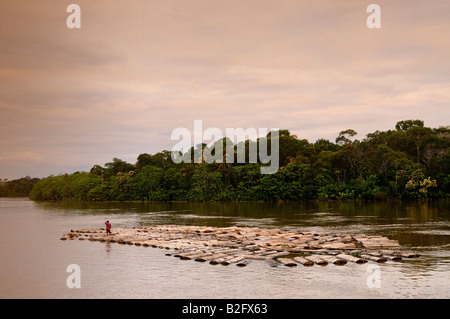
top-left (354, 235), bottom-right (400, 249)
top-left (261, 251), bottom-right (288, 258)
top-left (221, 255), bottom-right (245, 266)
top-left (397, 252), bottom-right (421, 258)
top-left (194, 253), bottom-right (214, 262)
top-left (209, 252), bottom-right (236, 264)
top-left (277, 258), bottom-right (297, 267)
top-left (236, 260), bottom-right (249, 267)
top-left (277, 232), bottom-right (297, 239)
top-left (192, 248), bottom-right (234, 262)
top-left (378, 250), bottom-right (404, 261)
top-left (305, 255), bottom-right (328, 265)
top-left (360, 254), bottom-right (387, 263)
top-left (209, 258), bottom-right (224, 265)
top-left (178, 250), bottom-right (206, 260)
top-left (242, 254), bottom-right (266, 260)
top-left (320, 255), bottom-right (347, 265)
top-left (336, 254), bottom-right (368, 264)
top-left (307, 242), bottom-right (325, 249)
top-left (321, 242), bottom-right (356, 250)
top-left (383, 255), bottom-right (402, 261)
top-left (293, 257), bottom-right (314, 266)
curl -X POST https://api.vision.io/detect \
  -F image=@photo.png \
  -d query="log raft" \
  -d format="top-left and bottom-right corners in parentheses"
top-left (62, 224), bottom-right (420, 268)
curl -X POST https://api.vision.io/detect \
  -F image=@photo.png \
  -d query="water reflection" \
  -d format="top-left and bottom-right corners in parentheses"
top-left (105, 241), bottom-right (111, 253)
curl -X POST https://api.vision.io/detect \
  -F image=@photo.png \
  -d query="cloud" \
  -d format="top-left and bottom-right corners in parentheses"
top-left (0, 152), bottom-right (43, 162)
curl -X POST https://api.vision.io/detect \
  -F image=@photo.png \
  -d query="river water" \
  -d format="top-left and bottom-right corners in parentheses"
top-left (0, 198), bottom-right (449, 299)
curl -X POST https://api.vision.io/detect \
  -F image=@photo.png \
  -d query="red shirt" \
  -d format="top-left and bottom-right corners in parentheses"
top-left (105, 222), bottom-right (111, 230)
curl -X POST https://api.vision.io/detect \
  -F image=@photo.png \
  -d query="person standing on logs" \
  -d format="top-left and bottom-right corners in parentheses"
top-left (105, 220), bottom-right (111, 235)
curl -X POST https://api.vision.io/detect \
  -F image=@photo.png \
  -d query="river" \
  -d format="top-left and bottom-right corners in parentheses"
top-left (0, 198), bottom-right (449, 299)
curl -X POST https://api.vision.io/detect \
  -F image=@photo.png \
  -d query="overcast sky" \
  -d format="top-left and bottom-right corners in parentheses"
top-left (1, 0), bottom-right (449, 179)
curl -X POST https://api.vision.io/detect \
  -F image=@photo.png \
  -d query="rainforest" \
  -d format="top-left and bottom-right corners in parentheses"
top-left (27, 120), bottom-right (450, 201)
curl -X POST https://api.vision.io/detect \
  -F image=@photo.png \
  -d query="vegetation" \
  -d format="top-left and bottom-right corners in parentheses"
top-left (0, 177), bottom-right (41, 197)
top-left (29, 120), bottom-right (450, 201)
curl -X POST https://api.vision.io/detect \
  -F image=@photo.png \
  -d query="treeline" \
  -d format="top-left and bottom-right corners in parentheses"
top-left (29, 120), bottom-right (450, 201)
top-left (0, 177), bottom-right (41, 197)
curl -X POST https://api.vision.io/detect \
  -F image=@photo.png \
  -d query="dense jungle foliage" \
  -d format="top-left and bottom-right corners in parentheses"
top-left (0, 177), bottom-right (40, 197)
top-left (28, 120), bottom-right (450, 201)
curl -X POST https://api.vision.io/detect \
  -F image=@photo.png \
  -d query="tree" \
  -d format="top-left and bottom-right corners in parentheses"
top-left (277, 130), bottom-right (309, 167)
top-left (104, 158), bottom-right (134, 177)
top-left (314, 138), bottom-right (339, 153)
top-left (407, 126), bottom-right (432, 163)
top-left (395, 119), bottom-right (424, 131)
top-left (336, 129), bottom-right (358, 146)
top-left (89, 165), bottom-right (105, 176)
top-left (135, 153), bottom-right (154, 169)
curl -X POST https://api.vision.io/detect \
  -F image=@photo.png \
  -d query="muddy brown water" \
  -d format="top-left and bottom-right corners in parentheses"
top-left (0, 198), bottom-right (449, 298)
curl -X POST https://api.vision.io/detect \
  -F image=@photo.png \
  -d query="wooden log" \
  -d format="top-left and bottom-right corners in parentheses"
top-left (379, 250), bottom-right (403, 261)
top-left (360, 254), bottom-right (387, 263)
top-left (206, 249), bottom-right (240, 264)
top-left (261, 251), bottom-right (288, 258)
top-left (177, 250), bottom-right (205, 260)
top-left (383, 254), bottom-right (402, 261)
top-left (359, 237), bottom-right (400, 249)
top-left (236, 260), bottom-right (249, 267)
top-left (307, 242), bottom-right (324, 249)
top-left (242, 254), bottom-right (267, 260)
top-left (222, 255), bottom-right (246, 265)
top-left (194, 253), bottom-right (214, 262)
top-left (320, 255), bottom-right (347, 265)
top-left (182, 251), bottom-right (212, 260)
top-left (207, 253), bottom-right (229, 264)
top-left (321, 242), bottom-right (356, 250)
top-left (293, 257), bottom-right (314, 266)
top-left (141, 240), bottom-right (159, 247)
top-left (397, 252), bottom-right (421, 258)
top-left (277, 258), bottom-right (297, 267)
top-left (304, 255), bottom-right (328, 265)
top-left (366, 251), bottom-right (383, 257)
top-left (288, 247), bottom-right (307, 253)
top-left (209, 258), bottom-right (225, 265)
top-left (277, 232), bottom-right (297, 239)
top-left (336, 254), bottom-right (367, 264)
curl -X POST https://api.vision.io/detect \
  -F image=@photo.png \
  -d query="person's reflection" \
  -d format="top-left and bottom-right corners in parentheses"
top-left (105, 241), bottom-right (111, 253)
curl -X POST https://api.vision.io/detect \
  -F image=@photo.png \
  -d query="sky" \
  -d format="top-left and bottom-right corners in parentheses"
top-left (0, 0), bottom-right (449, 180)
